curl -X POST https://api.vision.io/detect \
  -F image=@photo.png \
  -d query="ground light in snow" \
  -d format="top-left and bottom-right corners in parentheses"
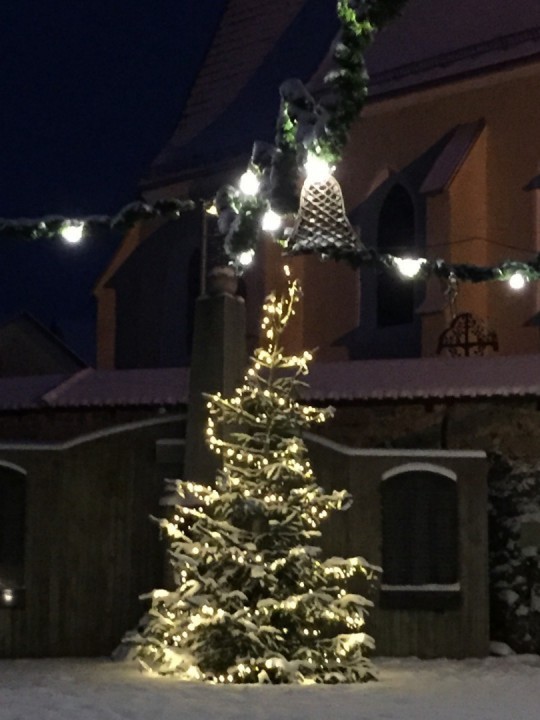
top-left (0, 656), bottom-right (539, 720)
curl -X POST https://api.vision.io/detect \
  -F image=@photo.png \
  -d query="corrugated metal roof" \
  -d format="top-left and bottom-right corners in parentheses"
top-left (0, 368), bottom-right (190, 410)
top-left (1, 356), bottom-right (540, 411)
top-left (304, 354), bottom-right (540, 402)
top-left (42, 367), bottom-right (191, 408)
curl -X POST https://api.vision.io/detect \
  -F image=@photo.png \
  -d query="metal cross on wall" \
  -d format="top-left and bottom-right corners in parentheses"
top-left (437, 312), bottom-right (499, 357)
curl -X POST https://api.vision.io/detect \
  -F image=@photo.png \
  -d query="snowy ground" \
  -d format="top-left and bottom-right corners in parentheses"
top-left (1, 655), bottom-right (539, 720)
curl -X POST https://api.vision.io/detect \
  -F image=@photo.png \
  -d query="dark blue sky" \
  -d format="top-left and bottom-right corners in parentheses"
top-left (0, 0), bottom-right (226, 362)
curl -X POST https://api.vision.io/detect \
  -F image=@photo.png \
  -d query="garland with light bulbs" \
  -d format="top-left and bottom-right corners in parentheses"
top-left (2, 0), bottom-right (538, 292)
top-left (214, 0), bottom-right (540, 291)
top-left (215, 0), bottom-right (409, 264)
top-left (0, 198), bottom-right (194, 243)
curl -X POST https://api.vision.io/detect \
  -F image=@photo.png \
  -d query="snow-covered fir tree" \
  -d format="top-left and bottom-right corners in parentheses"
top-left (127, 272), bottom-right (377, 683)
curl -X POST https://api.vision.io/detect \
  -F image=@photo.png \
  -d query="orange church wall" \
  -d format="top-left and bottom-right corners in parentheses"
top-left (338, 61), bottom-right (540, 357)
top-left (252, 240), bottom-right (359, 362)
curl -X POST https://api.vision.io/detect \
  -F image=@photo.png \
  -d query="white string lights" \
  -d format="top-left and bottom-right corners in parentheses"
top-left (304, 152), bottom-right (333, 184)
top-left (508, 272), bottom-right (527, 290)
top-left (394, 256), bottom-right (426, 279)
top-left (230, 158), bottom-right (540, 294)
top-left (60, 221), bottom-right (85, 244)
top-left (238, 169), bottom-right (260, 196)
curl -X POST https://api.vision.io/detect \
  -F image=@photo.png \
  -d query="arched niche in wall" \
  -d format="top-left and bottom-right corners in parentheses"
top-left (0, 461), bottom-right (27, 607)
top-left (380, 463), bottom-right (459, 609)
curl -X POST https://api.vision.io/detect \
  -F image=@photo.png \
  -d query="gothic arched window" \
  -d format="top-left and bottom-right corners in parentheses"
top-left (377, 185), bottom-right (416, 327)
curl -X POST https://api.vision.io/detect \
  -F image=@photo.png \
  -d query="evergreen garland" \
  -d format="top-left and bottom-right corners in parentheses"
top-left (0, 198), bottom-right (194, 241)
top-left (290, 244), bottom-right (540, 284)
top-left (219, 0), bottom-right (408, 263)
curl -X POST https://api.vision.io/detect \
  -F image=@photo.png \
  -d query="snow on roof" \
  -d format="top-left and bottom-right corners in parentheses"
top-left (304, 354), bottom-right (540, 402)
top-left (41, 367), bottom-right (191, 408)
top-left (0, 368), bottom-right (190, 410)
top-left (1, 355), bottom-right (539, 411)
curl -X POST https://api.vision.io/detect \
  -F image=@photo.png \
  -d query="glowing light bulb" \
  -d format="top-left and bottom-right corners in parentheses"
top-left (1, 589), bottom-right (14, 606)
top-left (60, 222), bottom-right (84, 244)
top-left (239, 169), bottom-right (260, 196)
top-left (238, 249), bottom-right (255, 267)
top-left (508, 272), bottom-right (526, 290)
top-left (395, 257), bottom-right (424, 278)
top-left (304, 153), bottom-right (332, 184)
top-left (261, 209), bottom-right (281, 232)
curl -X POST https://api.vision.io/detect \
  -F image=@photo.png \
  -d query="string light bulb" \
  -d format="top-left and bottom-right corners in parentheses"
top-left (304, 153), bottom-right (333, 184)
top-left (508, 272), bottom-right (527, 290)
top-left (395, 256), bottom-right (425, 279)
top-left (238, 169), bottom-right (260, 196)
top-left (60, 221), bottom-right (84, 244)
top-left (238, 249), bottom-right (255, 267)
top-left (261, 209), bottom-right (281, 232)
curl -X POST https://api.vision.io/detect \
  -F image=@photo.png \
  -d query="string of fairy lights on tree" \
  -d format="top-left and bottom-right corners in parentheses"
top-left (2, 0), bottom-right (539, 293)
top-left (125, 270), bottom-right (377, 684)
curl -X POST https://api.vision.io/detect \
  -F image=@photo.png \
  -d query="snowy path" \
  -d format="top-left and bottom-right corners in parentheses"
top-left (1, 655), bottom-right (539, 720)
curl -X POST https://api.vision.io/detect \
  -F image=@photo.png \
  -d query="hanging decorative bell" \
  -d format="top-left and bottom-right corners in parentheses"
top-left (287, 175), bottom-right (358, 255)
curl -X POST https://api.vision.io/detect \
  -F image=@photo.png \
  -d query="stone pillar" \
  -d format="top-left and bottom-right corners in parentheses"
top-left (183, 272), bottom-right (246, 484)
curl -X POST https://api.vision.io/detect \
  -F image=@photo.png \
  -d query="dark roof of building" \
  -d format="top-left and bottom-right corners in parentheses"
top-left (365, 0), bottom-right (540, 97)
top-left (0, 313), bottom-right (87, 378)
top-left (143, 0), bottom-right (339, 187)
top-left (1, 355), bottom-right (540, 411)
top-left (419, 120), bottom-right (485, 196)
top-left (305, 354), bottom-right (540, 402)
top-left (0, 373), bottom-right (71, 410)
top-left (41, 367), bottom-right (191, 408)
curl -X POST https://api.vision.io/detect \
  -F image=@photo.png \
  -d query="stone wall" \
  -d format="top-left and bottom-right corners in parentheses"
top-left (318, 399), bottom-right (540, 461)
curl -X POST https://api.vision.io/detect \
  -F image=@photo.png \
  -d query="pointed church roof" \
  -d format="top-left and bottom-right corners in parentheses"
top-left (142, 0), bottom-right (339, 190)
top-left (0, 313), bottom-right (87, 378)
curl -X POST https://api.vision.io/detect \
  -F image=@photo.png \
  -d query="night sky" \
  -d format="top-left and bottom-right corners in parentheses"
top-left (0, 0), bottom-right (226, 362)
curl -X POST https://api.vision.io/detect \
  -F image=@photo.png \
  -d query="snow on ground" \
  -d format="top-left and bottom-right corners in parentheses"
top-left (1, 655), bottom-right (540, 720)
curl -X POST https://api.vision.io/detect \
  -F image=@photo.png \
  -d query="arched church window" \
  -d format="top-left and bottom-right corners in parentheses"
top-left (377, 185), bottom-right (416, 326)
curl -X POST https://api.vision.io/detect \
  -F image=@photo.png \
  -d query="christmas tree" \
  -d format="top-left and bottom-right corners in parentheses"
top-left (127, 271), bottom-right (377, 683)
